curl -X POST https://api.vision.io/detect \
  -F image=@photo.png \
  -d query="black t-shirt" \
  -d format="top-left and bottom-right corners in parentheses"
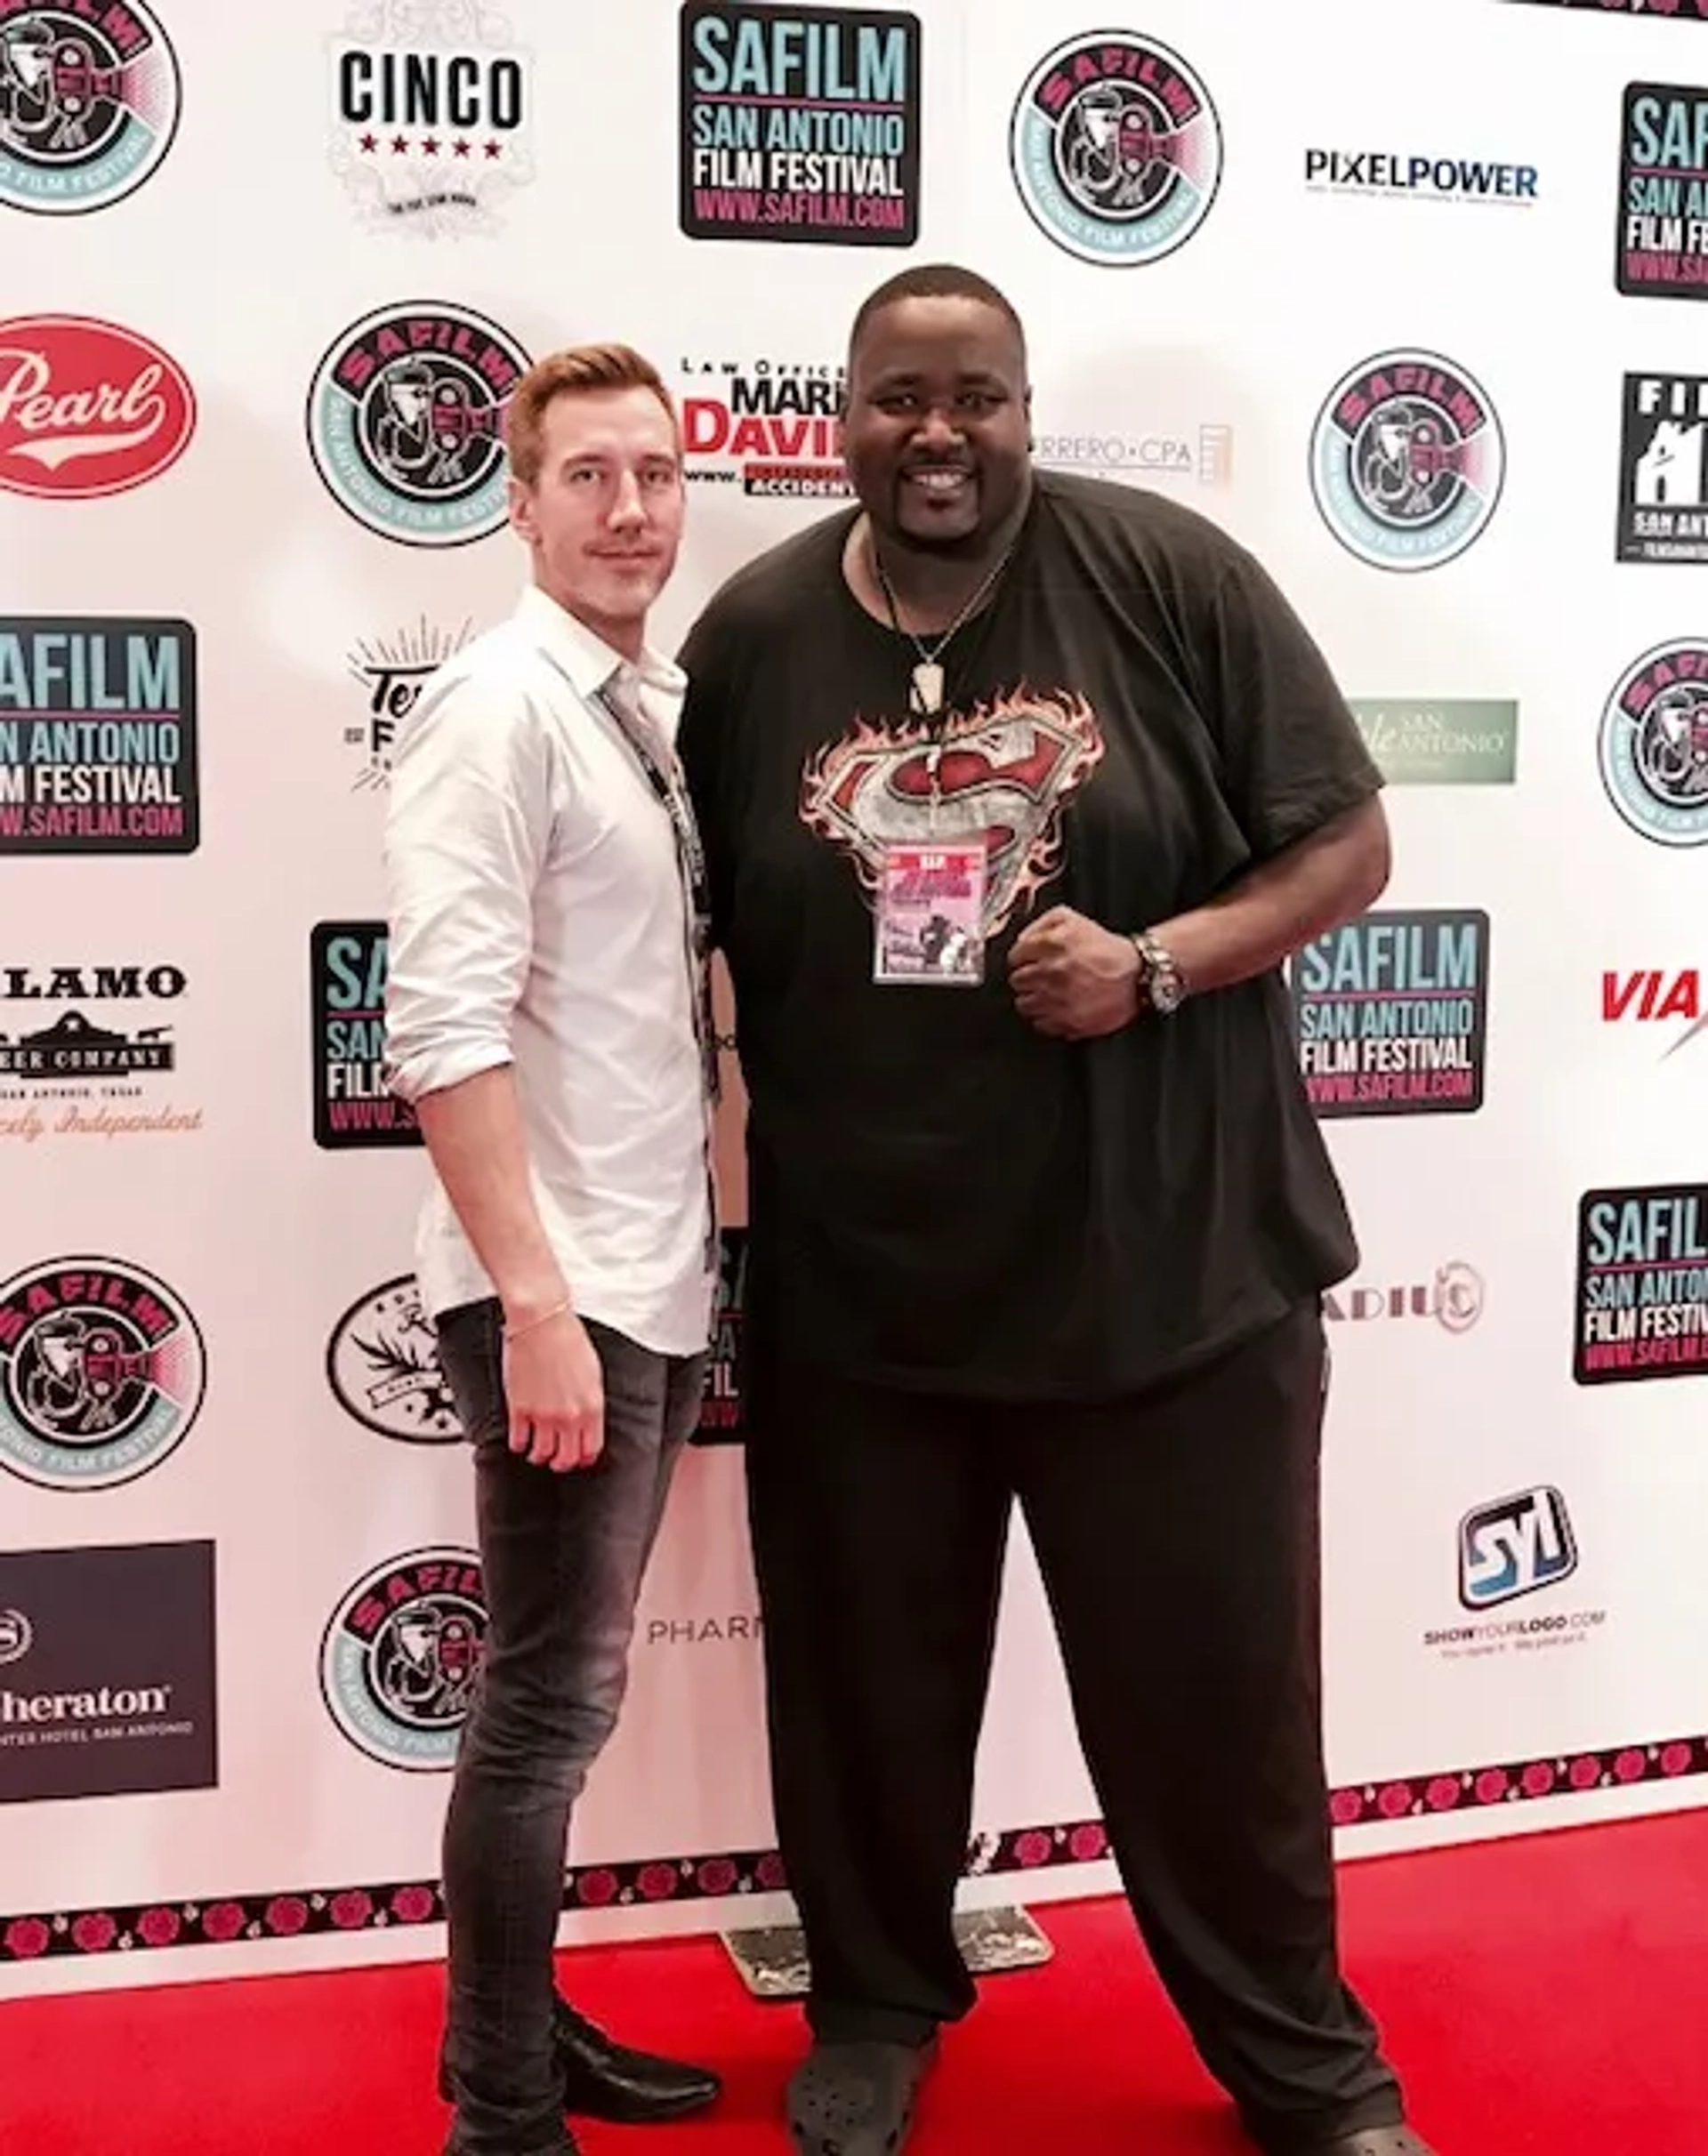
top-left (678, 471), bottom-right (1382, 1402)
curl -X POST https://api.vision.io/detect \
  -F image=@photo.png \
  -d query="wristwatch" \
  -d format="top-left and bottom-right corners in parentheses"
top-left (1129, 929), bottom-right (1188, 1017)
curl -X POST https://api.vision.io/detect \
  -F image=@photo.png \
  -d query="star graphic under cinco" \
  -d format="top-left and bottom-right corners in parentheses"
top-left (484, 139), bottom-right (503, 160)
top-left (422, 135), bottom-right (440, 157)
top-left (453, 137), bottom-right (471, 157)
top-left (390, 133), bottom-right (408, 155)
top-left (359, 132), bottom-right (377, 154)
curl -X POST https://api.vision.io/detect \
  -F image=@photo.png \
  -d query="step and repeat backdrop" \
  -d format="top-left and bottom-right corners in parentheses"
top-left (2, 0), bottom-right (1708, 1997)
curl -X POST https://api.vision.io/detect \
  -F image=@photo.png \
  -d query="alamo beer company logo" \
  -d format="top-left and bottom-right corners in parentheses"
top-left (1311, 350), bottom-right (1504, 571)
top-left (1576, 1181), bottom-right (1708, 1382)
top-left (344, 615), bottom-right (472, 789)
top-left (311, 921), bottom-right (419, 1149)
top-left (1291, 908), bottom-right (1490, 1119)
top-left (680, 358), bottom-right (849, 498)
top-left (319, 1547), bottom-right (486, 1770)
top-left (0, 1258), bottom-right (206, 1491)
top-left (1617, 83), bottom-right (1708, 300)
top-left (0, 0), bottom-right (181, 214)
top-left (326, 1275), bottom-right (461, 1444)
top-left (0, 618), bottom-right (197, 855)
top-left (306, 302), bottom-right (529, 547)
top-left (329, 1), bottom-right (535, 238)
top-left (679, 2), bottom-right (922, 246)
top-left (0, 315), bottom-right (196, 501)
top-left (1010, 33), bottom-right (1221, 268)
top-left (1617, 373), bottom-right (1708, 563)
top-left (0, 961), bottom-right (199, 1145)
top-left (1598, 640), bottom-right (1708, 846)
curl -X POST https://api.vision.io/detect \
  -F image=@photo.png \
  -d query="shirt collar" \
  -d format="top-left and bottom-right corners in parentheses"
top-left (515, 581), bottom-right (685, 705)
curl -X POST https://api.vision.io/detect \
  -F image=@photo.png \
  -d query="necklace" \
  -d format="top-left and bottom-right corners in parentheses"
top-left (868, 525), bottom-right (1019, 720)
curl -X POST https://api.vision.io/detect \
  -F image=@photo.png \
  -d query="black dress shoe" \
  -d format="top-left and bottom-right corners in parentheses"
top-left (1300, 2130), bottom-right (1438, 2156)
top-left (552, 1996), bottom-right (721, 2124)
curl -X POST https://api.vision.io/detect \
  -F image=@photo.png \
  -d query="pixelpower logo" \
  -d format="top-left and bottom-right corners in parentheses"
top-left (679, 358), bottom-right (849, 498)
top-left (0, 1259), bottom-right (205, 1491)
top-left (0, 960), bottom-right (200, 1146)
top-left (310, 921), bottom-right (420, 1149)
top-left (679, 2), bottom-right (922, 246)
top-left (329, 0), bottom-right (535, 238)
top-left (1010, 32), bottom-right (1221, 267)
top-left (326, 1275), bottom-right (461, 1444)
top-left (1311, 350), bottom-right (1504, 570)
top-left (0, 314), bottom-right (195, 500)
top-left (1349, 697), bottom-right (1518, 785)
top-left (1304, 147), bottom-right (1538, 207)
top-left (1424, 1488), bottom-right (1605, 1661)
top-left (1292, 908), bottom-right (1490, 1118)
top-left (1617, 372), bottom-right (1708, 563)
top-left (0, 1), bottom-right (181, 215)
top-left (0, 618), bottom-right (197, 853)
top-left (319, 1548), bottom-right (486, 1771)
top-left (344, 615), bottom-right (471, 790)
top-left (1618, 83), bottom-right (1708, 298)
top-left (1602, 964), bottom-right (1708, 1059)
top-left (1576, 1182), bottom-right (1708, 1382)
top-left (1324, 1262), bottom-right (1486, 1332)
top-left (306, 302), bottom-right (529, 547)
top-left (1599, 640), bottom-right (1708, 846)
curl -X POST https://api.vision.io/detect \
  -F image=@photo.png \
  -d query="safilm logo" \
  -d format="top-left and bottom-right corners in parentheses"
top-left (0, 1), bottom-right (182, 214)
top-left (679, 358), bottom-right (849, 498)
top-left (1311, 350), bottom-right (1503, 570)
top-left (319, 1548), bottom-right (486, 1770)
top-left (1599, 640), bottom-right (1708, 847)
top-left (1576, 1181), bottom-right (1708, 1382)
top-left (1324, 1262), bottom-right (1485, 1332)
top-left (344, 615), bottom-right (473, 790)
top-left (1602, 964), bottom-right (1708, 1058)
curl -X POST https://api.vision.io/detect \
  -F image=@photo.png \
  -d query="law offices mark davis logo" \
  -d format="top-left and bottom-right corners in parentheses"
top-left (344, 614), bottom-right (473, 789)
top-left (678, 356), bottom-right (850, 501)
top-left (319, 1547), bottom-right (486, 1771)
top-left (1310, 350), bottom-right (1504, 571)
top-left (0, 1540), bottom-right (216, 1806)
top-left (1302, 145), bottom-right (1538, 207)
top-left (0, 315), bottom-right (194, 500)
top-left (1349, 697), bottom-right (1519, 785)
top-left (328, 0), bottom-right (535, 239)
top-left (1617, 83), bottom-right (1708, 299)
top-left (326, 1275), bottom-right (461, 1444)
top-left (310, 920), bottom-right (420, 1149)
top-left (1291, 908), bottom-right (1490, 1119)
top-left (0, 959), bottom-right (202, 1147)
top-left (1010, 32), bottom-right (1221, 268)
top-left (679, 2), bottom-right (922, 247)
top-left (0, 0), bottom-right (181, 215)
top-left (1576, 1181), bottom-right (1708, 1383)
top-left (1422, 1487), bottom-right (1606, 1664)
top-left (0, 1258), bottom-right (205, 1490)
top-left (0, 616), bottom-right (197, 854)
top-left (305, 301), bottom-right (529, 547)
top-left (1599, 640), bottom-right (1708, 847)
top-left (1617, 373), bottom-right (1708, 563)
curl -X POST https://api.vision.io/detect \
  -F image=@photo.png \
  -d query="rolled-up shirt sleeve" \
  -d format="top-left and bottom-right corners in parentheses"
top-left (383, 664), bottom-right (557, 1106)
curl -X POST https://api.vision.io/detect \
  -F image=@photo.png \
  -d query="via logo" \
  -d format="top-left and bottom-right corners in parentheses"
top-left (1457, 1486), bottom-right (1577, 1612)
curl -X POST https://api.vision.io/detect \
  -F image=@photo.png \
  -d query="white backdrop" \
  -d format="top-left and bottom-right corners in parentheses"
top-left (4, 0), bottom-right (1708, 1999)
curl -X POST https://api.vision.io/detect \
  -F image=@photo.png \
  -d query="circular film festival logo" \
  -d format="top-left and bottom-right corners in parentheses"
top-left (1010, 33), bottom-right (1221, 267)
top-left (1310, 350), bottom-right (1504, 571)
top-left (0, 3), bottom-right (181, 215)
top-left (305, 301), bottom-right (529, 546)
top-left (1599, 641), bottom-right (1708, 848)
top-left (326, 1275), bottom-right (462, 1444)
top-left (0, 1257), bottom-right (205, 1489)
top-left (320, 1548), bottom-right (487, 1771)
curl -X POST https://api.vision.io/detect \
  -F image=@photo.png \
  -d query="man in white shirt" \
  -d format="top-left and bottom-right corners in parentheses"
top-left (383, 343), bottom-right (721, 2156)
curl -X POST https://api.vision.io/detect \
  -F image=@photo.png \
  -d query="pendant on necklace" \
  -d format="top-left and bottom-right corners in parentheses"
top-left (910, 660), bottom-right (945, 717)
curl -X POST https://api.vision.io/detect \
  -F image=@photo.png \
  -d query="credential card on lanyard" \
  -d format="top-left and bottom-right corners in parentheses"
top-left (874, 843), bottom-right (988, 985)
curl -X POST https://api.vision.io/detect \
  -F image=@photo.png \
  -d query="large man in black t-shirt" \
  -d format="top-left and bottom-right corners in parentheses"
top-left (677, 265), bottom-right (1437, 2156)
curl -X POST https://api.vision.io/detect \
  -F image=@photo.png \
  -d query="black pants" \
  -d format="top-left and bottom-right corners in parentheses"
top-left (745, 1300), bottom-right (1405, 2155)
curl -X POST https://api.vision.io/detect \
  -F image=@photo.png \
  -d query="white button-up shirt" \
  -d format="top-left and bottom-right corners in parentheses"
top-left (383, 583), bottom-right (715, 1357)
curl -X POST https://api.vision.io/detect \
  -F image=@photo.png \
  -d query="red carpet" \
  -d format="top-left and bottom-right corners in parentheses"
top-left (5, 1809), bottom-right (1707, 2152)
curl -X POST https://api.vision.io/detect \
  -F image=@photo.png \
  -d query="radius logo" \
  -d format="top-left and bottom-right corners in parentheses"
top-left (0, 2), bottom-right (182, 215)
top-left (0, 316), bottom-right (196, 500)
top-left (1310, 350), bottom-right (1503, 571)
top-left (1599, 641), bottom-right (1708, 846)
top-left (319, 1548), bottom-right (486, 1771)
top-left (1010, 33), bottom-right (1221, 267)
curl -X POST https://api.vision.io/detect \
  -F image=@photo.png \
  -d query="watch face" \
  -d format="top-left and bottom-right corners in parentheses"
top-left (1151, 972), bottom-right (1185, 1014)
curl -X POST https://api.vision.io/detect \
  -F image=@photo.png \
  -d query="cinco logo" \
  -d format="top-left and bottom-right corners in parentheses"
top-left (0, 2), bottom-right (182, 215)
top-left (305, 302), bottom-right (529, 547)
top-left (1309, 350), bottom-right (1503, 571)
top-left (1599, 641), bottom-right (1708, 846)
top-left (1009, 32), bottom-right (1221, 267)
top-left (0, 316), bottom-right (196, 500)
top-left (319, 1548), bottom-right (487, 1771)
top-left (0, 1257), bottom-right (205, 1489)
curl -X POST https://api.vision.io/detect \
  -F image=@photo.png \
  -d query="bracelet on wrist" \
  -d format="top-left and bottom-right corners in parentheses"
top-left (502, 1296), bottom-right (572, 1344)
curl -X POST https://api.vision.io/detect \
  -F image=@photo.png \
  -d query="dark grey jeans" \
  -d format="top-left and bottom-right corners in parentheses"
top-left (435, 1298), bottom-right (707, 2155)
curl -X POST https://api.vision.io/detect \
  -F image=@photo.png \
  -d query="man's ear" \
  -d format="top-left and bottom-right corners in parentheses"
top-left (1025, 385), bottom-right (1035, 455)
top-left (507, 476), bottom-right (536, 543)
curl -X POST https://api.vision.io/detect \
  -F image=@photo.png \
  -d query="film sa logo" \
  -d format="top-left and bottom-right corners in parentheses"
top-left (319, 1548), bottom-right (487, 1771)
top-left (1310, 350), bottom-right (1504, 571)
top-left (0, 2), bottom-right (181, 215)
